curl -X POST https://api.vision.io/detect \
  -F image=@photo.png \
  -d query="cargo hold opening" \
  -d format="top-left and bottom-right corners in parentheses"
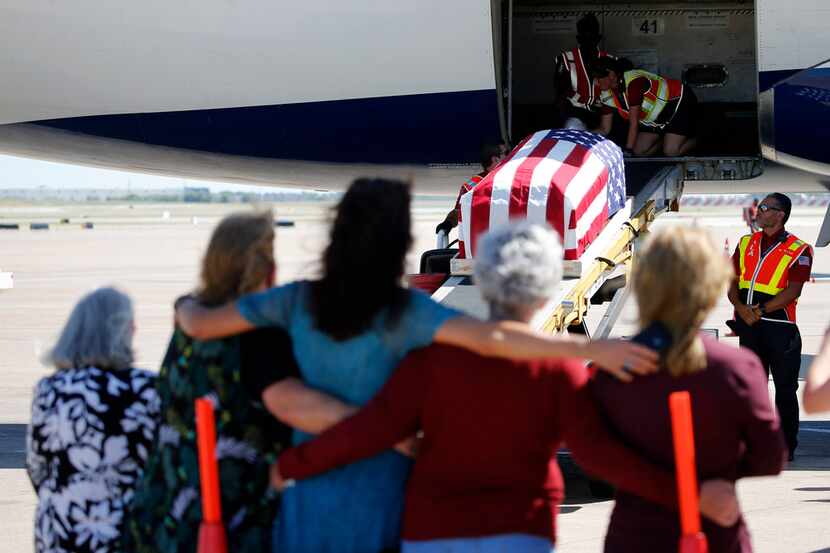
top-left (502, 1), bottom-right (760, 174)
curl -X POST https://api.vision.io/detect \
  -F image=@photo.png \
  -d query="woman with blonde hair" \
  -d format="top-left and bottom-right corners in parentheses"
top-left (27, 287), bottom-right (159, 553)
top-left (125, 210), bottom-right (361, 553)
top-left (591, 226), bottom-right (787, 553)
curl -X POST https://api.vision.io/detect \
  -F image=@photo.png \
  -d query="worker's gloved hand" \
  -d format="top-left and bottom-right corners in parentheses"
top-left (435, 220), bottom-right (454, 235)
top-left (622, 147), bottom-right (635, 158)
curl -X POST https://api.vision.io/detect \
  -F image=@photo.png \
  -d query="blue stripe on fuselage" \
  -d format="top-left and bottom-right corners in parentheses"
top-left (34, 89), bottom-right (502, 165)
top-left (759, 69), bottom-right (801, 92)
top-left (761, 67), bottom-right (830, 166)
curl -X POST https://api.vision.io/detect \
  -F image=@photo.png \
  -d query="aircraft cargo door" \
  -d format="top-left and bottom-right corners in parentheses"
top-left (507, 2), bottom-right (759, 166)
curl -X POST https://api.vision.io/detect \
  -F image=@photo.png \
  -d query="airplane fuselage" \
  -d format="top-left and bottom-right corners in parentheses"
top-left (0, 0), bottom-right (828, 180)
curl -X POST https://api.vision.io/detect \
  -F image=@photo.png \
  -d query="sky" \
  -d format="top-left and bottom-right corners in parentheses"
top-left (0, 154), bottom-right (279, 193)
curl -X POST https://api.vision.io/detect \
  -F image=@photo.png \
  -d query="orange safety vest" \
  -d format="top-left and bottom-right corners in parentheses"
top-left (599, 69), bottom-right (684, 128)
top-left (737, 231), bottom-right (810, 323)
top-left (560, 48), bottom-right (611, 109)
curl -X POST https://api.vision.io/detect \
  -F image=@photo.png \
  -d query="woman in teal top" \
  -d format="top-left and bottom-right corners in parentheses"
top-left (177, 178), bottom-right (659, 553)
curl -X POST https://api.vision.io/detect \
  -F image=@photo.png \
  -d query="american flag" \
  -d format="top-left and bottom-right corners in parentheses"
top-left (459, 129), bottom-right (626, 260)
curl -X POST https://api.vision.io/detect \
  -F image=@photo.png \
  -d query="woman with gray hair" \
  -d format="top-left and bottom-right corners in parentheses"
top-left (26, 287), bottom-right (159, 553)
top-left (474, 221), bottom-right (563, 321)
top-left (269, 221), bottom-right (737, 553)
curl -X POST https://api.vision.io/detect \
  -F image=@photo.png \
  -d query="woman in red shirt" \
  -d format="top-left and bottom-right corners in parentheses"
top-left (592, 226), bottom-right (786, 553)
top-left (271, 222), bottom-right (739, 553)
top-left (591, 57), bottom-right (697, 157)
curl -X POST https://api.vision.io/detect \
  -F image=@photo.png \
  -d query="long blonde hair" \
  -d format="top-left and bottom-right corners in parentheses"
top-left (633, 226), bottom-right (733, 377)
top-left (198, 210), bottom-right (275, 306)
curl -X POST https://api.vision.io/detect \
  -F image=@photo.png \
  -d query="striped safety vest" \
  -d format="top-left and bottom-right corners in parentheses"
top-left (737, 231), bottom-right (811, 323)
top-left (560, 48), bottom-right (611, 109)
top-left (599, 69), bottom-right (684, 128)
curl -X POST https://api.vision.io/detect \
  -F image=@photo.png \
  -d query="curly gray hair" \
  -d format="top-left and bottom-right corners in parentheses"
top-left (46, 287), bottom-right (135, 371)
top-left (474, 221), bottom-right (563, 314)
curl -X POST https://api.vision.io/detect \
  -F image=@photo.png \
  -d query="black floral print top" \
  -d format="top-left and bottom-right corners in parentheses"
top-left (124, 327), bottom-right (299, 553)
top-left (26, 366), bottom-right (160, 553)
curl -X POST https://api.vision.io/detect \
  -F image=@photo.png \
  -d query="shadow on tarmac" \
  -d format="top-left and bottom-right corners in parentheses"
top-left (0, 424), bottom-right (26, 469)
top-left (785, 420), bottom-right (830, 471)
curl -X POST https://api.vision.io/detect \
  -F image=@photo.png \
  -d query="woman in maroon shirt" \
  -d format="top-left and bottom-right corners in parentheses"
top-left (272, 222), bottom-right (739, 553)
top-left (592, 226), bottom-right (786, 553)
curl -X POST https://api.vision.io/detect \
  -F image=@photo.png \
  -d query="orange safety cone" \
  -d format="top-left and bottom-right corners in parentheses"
top-left (195, 397), bottom-right (227, 553)
top-left (669, 391), bottom-right (709, 553)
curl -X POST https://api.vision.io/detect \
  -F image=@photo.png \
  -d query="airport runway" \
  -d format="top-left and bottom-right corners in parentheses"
top-left (1, 200), bottom-right (828, 552)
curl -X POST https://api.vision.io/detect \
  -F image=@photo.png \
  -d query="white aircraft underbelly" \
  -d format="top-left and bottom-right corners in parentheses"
top-left (0, 0), bottom-right (497, 125)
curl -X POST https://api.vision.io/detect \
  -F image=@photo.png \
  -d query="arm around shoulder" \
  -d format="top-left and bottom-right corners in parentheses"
top-left (176, 299), bottom-right (253, 340)
top-left (278, 353), bottom-right (428, 481)
top-left (262, 378), bottom-right (356, 434)
top-left (433, 317), bottom-right (657, 379)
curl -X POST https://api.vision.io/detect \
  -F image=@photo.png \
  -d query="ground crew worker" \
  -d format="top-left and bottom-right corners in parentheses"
top-left (590, 58), bottom-right (697, 156)
top-left (554, 13), bottom-right (614, 130)
top-left (727, 193), bottom-right (812, 461)
top-left (435, 143), bottom-right (506, 238)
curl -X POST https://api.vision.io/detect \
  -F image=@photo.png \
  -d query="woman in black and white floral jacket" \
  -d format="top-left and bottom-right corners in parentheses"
top-left (26, 287), bottom-right (159, 553)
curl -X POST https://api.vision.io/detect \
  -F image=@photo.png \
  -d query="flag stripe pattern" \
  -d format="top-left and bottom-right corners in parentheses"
top-left (460, 129), bottom-right (626, 260)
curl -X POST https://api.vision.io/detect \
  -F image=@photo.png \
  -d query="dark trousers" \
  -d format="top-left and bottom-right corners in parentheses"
top-left (739, 321), bottom-right (802, 452)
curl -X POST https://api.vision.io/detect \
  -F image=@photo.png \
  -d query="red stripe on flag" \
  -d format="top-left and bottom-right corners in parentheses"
top-left (509, 137), bottom-right (559, 219)
top-left (546, 144), bottom-right (589, 239)
top-left (469, 174), bottom-right (494, 256)
top-left (564, 202), bottom-right (609, 259)
top-left (574, 164), bottom-right (609, 221)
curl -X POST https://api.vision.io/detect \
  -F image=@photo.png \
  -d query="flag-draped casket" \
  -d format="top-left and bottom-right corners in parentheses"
top-left (459, 129), bottom-right (626, 260)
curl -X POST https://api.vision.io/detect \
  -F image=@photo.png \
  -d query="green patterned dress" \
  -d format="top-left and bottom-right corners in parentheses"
top-left (124, 327), bottom-right (298, 553)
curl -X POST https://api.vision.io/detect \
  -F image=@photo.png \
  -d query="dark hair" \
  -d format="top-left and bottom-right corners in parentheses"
top-left (589, 57), bottom-right (634, 81)
top-left (577, 13), bottom-right (600, 37)
top-left (616, 57), bottom-right (635, 73)
top-left (310, 178), bottom-right (413, 341)
top-left (767, 192), bottom-right (792, 224)
top-left (480, 143), bottom-right (505, 171)
top-left (589, 57), bottom-right (619, 78)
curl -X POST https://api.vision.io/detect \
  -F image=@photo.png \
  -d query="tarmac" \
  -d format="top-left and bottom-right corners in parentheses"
top-left (0, 200), bottom-right (828, 552)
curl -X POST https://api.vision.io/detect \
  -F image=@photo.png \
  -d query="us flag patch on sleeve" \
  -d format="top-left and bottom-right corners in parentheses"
top-left (798, 256), bottom-right (811, 266)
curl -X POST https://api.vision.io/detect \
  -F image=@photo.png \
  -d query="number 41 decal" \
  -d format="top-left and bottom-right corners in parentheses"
top-left (633, 18), bottom-right (664, 36)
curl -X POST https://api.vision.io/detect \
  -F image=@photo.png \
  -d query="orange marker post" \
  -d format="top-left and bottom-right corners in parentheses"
top-left (669, 391), bottom-right (709, 553)
top-left (195, 397), bottom-right (227, 553)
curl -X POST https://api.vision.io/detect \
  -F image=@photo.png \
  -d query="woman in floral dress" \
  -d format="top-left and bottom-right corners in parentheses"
top-left (26, 287), bottom-right (160, 553)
